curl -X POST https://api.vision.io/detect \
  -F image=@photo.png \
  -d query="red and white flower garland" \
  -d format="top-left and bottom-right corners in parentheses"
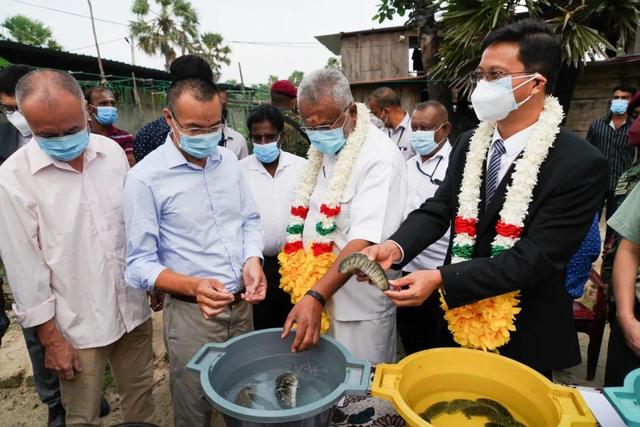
top-left (444, 96), bottom-right (564, 351)
top-left (278, 103), bottom-right (370, 332)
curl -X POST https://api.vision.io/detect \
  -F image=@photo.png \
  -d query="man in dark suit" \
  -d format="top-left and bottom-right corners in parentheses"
top-left (360, 19), bottom-right (608, 375)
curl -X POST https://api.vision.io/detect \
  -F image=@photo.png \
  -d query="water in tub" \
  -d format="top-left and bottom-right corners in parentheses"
top-left (219, 354), bottom-right (339, 410)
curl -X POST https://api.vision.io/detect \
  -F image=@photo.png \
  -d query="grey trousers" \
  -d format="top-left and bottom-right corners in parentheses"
top-left (163, 295), bottom-right (253, 427)
top-left (22, 327), bottom-right (62, 410)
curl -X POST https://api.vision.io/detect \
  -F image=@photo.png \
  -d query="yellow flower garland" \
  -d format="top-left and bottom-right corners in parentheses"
top-left (278, 248), bottom-right (334, 333)
top-left (439, 290), bottom-right (522, 351)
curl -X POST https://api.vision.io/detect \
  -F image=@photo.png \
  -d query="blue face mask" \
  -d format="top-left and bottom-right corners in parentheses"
top-left (177, 130), bottom-right (222, 159)
top-left (254, 141), bottom-right (280, 164)
top-left (306, 127), bottom-right (346, 155)
top-left (411, 130), bottom-right (439, 156)
top-left (611, 99), bottom-right (629, 115)
top-left (35, 128), bottom-right (90, 161)
top-left (94, 106), bottom-right (118, 126)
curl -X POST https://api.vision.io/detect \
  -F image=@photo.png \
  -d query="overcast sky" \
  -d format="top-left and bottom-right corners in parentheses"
top-left (1, 0), bottom-right (407, 84)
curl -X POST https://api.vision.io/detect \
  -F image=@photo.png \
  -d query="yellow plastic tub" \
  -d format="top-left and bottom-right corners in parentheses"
top-left (372, 348), bottom-right (596, 427)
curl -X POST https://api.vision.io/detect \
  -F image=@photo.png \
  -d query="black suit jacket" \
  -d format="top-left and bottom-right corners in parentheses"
top-left (0, 122), bottom-right (20, 165)
top-left (391, 127), bottom-right (608, 372)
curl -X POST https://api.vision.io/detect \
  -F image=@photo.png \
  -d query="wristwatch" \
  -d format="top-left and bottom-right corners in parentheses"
top-left (305, 290), bottom-right (326, 307)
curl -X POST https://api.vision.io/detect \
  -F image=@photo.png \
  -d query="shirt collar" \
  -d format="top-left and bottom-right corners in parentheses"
top-left (29, 134), bottom-right (106, 175)
top-left (492, 121), bottom-right (537, 157)
top-left (390, 112), bottom-right (411, 133)
top-left (163, 133), bottom-right (222, 170)
top-left (415, 140), bottom-right (452, 165)
top-left (247, 151), bottom-right (292, 174)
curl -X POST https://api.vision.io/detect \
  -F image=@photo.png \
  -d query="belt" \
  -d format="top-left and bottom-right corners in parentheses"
top-left (170, 288), bottom-right (244, 305)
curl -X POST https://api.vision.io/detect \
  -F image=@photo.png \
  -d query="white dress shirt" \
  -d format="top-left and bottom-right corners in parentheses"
top-left (385, 112), bottom-right (416, 160)
top-left (224, 125), bottom-right (249, 159)
top-left (17, 132), bottom-right (31, 149)
top-left (487, 122), bottom-right (537, 184)
top-left (404, 142), bottom-right (453, 272)
top-left (303, 123), bottom-right (408, 321)
top-left (240, 151), bottom-right (307, 257)
top-left (0, 134), bottom-right (150, 349)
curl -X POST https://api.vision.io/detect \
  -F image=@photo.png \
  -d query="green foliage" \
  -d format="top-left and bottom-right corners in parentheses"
top-left (130, 0), bottom-right (200, 70)
top-left (195, 32), bottom-right (231, 81)
top-left (373, 0), bottom-right (640, 93)
top-left (325, 57), bottom-right (342, 70)
top-left (288, 70), bottom-right (304, 86)
top-left (1, 15), bottom-right (62, 50)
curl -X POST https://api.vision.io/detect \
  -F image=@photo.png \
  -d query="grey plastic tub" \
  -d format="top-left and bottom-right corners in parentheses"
top-left (187, 328), bottom-right (371, 426)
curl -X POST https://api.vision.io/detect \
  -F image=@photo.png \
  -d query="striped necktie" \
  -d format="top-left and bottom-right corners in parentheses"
top-left (485, 139), bottom-right (506, 204)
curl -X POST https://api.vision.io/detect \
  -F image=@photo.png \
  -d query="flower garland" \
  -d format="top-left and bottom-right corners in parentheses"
top-left (278, 103), bottom-right (371, 332)
top-left (441, 96), bottom-right (564, 351)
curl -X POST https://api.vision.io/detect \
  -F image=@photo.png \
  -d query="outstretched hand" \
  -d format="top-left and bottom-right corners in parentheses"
top-left (384, 269), bottom-right (443, 306)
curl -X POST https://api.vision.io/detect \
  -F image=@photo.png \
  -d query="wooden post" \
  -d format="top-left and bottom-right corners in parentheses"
top-left (87, 0), bottom-right (107, 86)
top-left (131, 72), bottom-right (142, 114)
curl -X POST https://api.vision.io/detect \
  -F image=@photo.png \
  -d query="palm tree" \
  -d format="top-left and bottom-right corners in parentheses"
top-left (374, 0), bottom-right (640, 108)
top-left (288, 70), bottom-right (304, 86)
top-left (1, 15), bottom-right (62, 50)
top-left (130, 0), bottom-right (200, 70)
top-left (195, 32), bottom-right (231, 81)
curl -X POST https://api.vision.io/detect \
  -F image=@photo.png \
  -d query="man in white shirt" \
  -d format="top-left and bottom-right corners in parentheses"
top-left (282, 69), bottom-right (407, 364)
top-left (399, 101), bottom-right (453, 354)
top-left (368, 86), bottom-right (416, 160)
top-left (0, 69), bottom-right (154, 425)
top-left (240, 104), bottom-right (307, 329)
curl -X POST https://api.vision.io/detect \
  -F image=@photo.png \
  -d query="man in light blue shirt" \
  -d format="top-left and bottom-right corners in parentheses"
top-left (123, 75), bottom-right (266, 427)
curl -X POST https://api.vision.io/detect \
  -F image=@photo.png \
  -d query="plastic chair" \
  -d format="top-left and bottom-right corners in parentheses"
top-left (573, 268), bottom-right (609, 381)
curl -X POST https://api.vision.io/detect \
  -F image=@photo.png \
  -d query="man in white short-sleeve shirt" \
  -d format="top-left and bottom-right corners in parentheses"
top-left (282, 69), bottom-right (407, 364)
top-left (399, 101), bottom-right (453, 355)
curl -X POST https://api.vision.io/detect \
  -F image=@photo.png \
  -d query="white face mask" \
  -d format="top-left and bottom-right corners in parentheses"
top-left (470, 74), bottom-right (538, 122)
top-left (6, 111), bottom-right (32, 137)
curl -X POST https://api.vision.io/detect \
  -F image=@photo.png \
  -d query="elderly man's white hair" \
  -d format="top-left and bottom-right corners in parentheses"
top-left (15, 69), bottom-right (84, 109)
top-left (298, 69), bottom-right (354, 110)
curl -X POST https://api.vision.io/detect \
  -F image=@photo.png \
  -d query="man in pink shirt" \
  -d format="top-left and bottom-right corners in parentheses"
top-left (0, 69), bottom-right (154, 426)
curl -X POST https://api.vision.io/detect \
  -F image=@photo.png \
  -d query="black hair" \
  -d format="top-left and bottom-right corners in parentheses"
top-left (613, 85), bottom-right (637, 96)
top-left (481, 18), bottom-right (561, 94)
top-left (368, 87), bottom-right (401, 109)
top-left (167, 78), bottom-right (219, 111)
top-left (0, 64), bottom-right (36, 96)
top-left (246, 104), bottom-right (285, 134)
top-left (169, 55), bottom-right (213, 83)
top-left (414, 100), bottom-right (449, 122)
top-left (84, 86), bottom-right (113, 104)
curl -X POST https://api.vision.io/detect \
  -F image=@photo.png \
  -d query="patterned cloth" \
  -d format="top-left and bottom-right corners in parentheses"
top-left (279, 108), bottom-right (310, 158)
top-left (587, 115), bottom-right (635, 192)
top-left (133, 117), bottom-right (170, 162)
top-left (333, 393), bottom-right (406, 426)
top-left (564, 214), bottom-right (601, 299)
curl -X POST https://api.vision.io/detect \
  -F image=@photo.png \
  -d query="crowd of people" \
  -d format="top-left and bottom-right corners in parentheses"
top-left (0, 17), bottom-right (639, 427)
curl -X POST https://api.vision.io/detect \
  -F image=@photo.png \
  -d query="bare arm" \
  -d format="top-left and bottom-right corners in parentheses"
top-left (614, 239), bottom-right (640, 356)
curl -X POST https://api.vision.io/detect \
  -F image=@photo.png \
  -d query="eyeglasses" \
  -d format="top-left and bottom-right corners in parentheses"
top-left (170, 111), bottom-right (224, 136)
top-left (470, 70), bottom-right (533, 83)
top-left (0, 104), bottom-right (18, 114)
top-left (251, 132), bottom-right (281, 144)
top-left (300, 105), bottom-right (351, 132)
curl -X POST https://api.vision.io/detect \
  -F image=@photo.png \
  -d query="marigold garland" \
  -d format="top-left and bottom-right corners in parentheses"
top-left (278, 103), bottom-right (370, 332)
top-left (444, 96), bottom-right (564, 351)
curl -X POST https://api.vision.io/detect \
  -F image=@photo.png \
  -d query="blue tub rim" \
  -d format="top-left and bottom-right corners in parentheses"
top-left (186, 328), bottom-right (372, 423)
